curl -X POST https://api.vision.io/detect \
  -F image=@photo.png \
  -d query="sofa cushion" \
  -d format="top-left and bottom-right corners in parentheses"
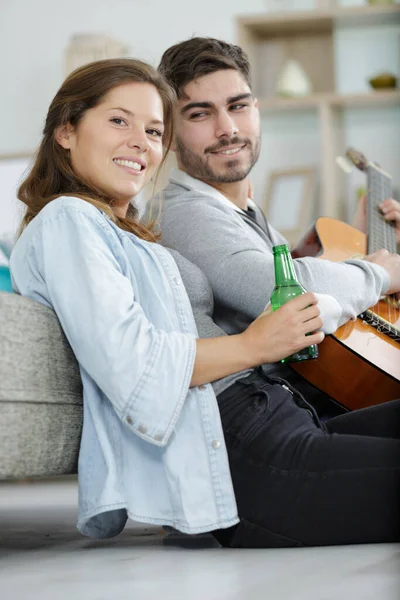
top-left (0, 292), bottom-right (82, 405)
top-left (0, 403), bottom-right (82, 479)
top-left (0, 292), bottom-right (83, 479)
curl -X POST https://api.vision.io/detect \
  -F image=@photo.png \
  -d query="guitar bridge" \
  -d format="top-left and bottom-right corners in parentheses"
top-left (360, 310), bottom-right (400, 343)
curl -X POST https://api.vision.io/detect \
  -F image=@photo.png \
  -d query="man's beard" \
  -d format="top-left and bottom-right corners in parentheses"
top-left (175, 134), bottom-right (261, 184)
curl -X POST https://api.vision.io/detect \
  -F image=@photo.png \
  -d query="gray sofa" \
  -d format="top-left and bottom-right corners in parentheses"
top-left (0, 292), bottom-right (83, 479)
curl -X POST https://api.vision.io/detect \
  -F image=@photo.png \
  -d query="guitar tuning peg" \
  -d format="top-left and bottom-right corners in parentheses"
top-left (336, 155), bottom-right (354, 174)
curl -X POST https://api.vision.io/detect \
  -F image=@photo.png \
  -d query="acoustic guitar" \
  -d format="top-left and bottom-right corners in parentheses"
top-left (290, 148), bottom-right (400, 411)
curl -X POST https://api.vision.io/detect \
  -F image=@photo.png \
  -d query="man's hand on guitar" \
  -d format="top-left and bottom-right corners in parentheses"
top-left (379, 198), bottom-right (400, 244)
top-left (364, 249), bottom-right (400, 299)
top-left (354, 196), bottom-right (400, 244)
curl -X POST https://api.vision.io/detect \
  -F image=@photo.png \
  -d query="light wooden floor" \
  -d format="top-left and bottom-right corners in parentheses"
top-left (0, 480), bottom-right (399, 600)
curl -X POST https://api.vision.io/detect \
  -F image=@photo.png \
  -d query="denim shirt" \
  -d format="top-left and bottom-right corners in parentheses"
top-left (10, 196), bottom-right (238, 538)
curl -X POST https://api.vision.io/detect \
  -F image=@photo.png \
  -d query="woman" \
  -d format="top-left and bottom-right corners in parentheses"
top-left (10, 59), bottom-right (400, 547)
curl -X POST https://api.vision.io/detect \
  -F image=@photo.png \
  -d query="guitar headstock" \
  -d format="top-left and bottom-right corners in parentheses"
top-left (345, 147), bottom-right (369, 173)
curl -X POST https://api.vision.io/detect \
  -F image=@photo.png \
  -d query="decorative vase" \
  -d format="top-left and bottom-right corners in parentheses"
top-left (276, 60), bottom-right (312, 97)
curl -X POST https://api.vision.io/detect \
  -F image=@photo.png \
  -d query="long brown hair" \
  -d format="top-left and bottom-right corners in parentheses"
top-left (18, 58), bottom-right (176, 241)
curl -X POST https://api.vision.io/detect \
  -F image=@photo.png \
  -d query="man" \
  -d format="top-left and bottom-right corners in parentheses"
top-left (141, 38), bottom-right (400, 549)
top-left (145, 37), bottom-right (400, 408)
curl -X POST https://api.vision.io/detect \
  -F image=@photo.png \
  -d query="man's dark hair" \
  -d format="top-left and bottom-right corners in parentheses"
top-left (158, 37), bottom-right (252, 98)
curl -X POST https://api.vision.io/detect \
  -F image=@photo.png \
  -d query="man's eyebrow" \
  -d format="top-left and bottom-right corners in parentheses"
top-left (180, 93), bottom-right (253, 115)
top-left (227, 93), bottom-right (253, 104)
top-left (180, 101), bottom-right (213, 115)
top-left (108, 107), bottom-right (164, 126)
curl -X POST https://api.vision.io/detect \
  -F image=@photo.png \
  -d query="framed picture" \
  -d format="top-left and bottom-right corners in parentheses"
top-left (0, 152), bottom-right (32, 263)
top-left (263, 167), bottom-right (317, 246)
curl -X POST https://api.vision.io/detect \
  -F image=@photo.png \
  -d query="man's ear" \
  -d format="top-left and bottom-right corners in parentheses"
top-left (55, 124), bottom-right (74, 150)
top-left (254, 97), bottom-right (259, 109)
top-left (169, 133), bottom-right (177, 153)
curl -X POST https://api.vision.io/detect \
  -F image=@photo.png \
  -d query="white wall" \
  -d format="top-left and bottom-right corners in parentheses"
top-left (0, 0), bottom-right (269, 154)
top-left (1, 0), bottom-right (399, 242)
top-left (0, 0), bottom-right (265, 246)
top-left (0, 157), bottom-right (28, 264)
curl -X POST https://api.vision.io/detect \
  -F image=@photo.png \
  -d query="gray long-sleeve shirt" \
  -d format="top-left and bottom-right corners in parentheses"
top-left (144, 169), bottom-right (390, 338)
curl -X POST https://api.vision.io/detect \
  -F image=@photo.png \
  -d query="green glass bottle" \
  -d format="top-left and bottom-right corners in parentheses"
top-left (271, 244), bottom-right (318, 363)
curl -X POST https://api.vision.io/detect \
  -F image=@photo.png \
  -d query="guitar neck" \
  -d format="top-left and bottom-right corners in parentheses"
top-left (367, 164), bottom-right (396, 254)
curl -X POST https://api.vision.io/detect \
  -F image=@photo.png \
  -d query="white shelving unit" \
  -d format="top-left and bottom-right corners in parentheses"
top-left (237, 3), bottom-right (400, 221)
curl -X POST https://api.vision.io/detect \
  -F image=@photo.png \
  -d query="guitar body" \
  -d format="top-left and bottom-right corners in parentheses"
top-left (291, 217), bottom-right (400, 411)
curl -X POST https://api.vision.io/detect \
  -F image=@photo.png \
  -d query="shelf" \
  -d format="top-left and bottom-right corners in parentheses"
top-left (329, 89), bottom-right (400, 108)
top-left (237, 5), bottom-right (400, 221)
top-left (238, 5), bottom-right (400, 36)
top-left (258, 90), bottom-right (400, 111)
top-left (258, 94), bottom-right (323, 111)
top-left (334, 4), bottom-right (400, 28)
top-left (238, 12), bottom-right (332, 36)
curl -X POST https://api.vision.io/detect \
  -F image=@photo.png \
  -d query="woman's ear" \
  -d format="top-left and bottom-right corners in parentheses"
top-left (55, 124), bottom-right (74, 149)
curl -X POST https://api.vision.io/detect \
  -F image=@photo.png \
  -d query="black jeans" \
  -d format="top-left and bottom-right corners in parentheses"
top-left (212, 368), bottom-right (400, 548)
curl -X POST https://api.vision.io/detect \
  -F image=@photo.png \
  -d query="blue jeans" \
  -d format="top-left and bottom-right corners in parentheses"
top-left (212, 368), bottom-right (400, 548)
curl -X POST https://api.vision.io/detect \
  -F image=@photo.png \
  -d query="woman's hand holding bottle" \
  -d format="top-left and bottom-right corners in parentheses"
top-left (191, 292), bottom-right (324, 388)
top-left (242, 292), bottom-right (324, 366)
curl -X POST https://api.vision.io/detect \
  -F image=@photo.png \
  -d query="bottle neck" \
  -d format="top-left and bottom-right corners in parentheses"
top-left (273, 251), bottom-right (298, 285)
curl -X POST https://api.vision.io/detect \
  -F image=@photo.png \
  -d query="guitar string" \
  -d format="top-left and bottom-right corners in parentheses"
top-left (379, 168), bottom-right (390, 326)
top-left (382, 211), bottom-right (385, 324)
top-left (370, 166), bottom-right (399, 339)
top-left (373, 166), bottom-right (382, 321)
top-left (383, 169), bottom-right (398, 335)
top-left (382, 170), bottom-right (398, 330)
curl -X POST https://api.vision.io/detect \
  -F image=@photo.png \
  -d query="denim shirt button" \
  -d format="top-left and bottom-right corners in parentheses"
top-left (138, 424), bottom-right (148, 434)
top-left (154, 433), bottom-right (163, 442)
top-left (173, 276), bottom-right (181, 285)
top-left (126, 416), bottom-right (133, 426)
top-left (212, 440), bottom-right (221, 450)
top-left (199, 384), bottom-right (207, 391)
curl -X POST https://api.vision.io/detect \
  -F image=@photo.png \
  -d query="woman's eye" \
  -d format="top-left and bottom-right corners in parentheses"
top-left (110, 117), bottom-right (127, 126)
top-left (147, 128), bottom-right (163, 138)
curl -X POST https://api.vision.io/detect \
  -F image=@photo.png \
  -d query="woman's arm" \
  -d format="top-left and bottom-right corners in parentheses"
top-left (24, 201), bottom-right (196, 447)
top-left (191, 293), bottom-right (324, 387)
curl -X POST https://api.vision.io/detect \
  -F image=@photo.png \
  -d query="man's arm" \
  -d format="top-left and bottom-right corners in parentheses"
top-left (159, 196), bottom-right (391, 328)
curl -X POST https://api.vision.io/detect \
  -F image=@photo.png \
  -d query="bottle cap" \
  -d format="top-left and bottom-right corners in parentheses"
top-left (272, 244), bottom-right (290, 255)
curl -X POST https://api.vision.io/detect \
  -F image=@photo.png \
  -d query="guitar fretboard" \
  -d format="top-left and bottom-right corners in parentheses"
top-left (360, 309), bottom-right (400, 342)
top-left (367, 165), bottom-right (396, 254)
